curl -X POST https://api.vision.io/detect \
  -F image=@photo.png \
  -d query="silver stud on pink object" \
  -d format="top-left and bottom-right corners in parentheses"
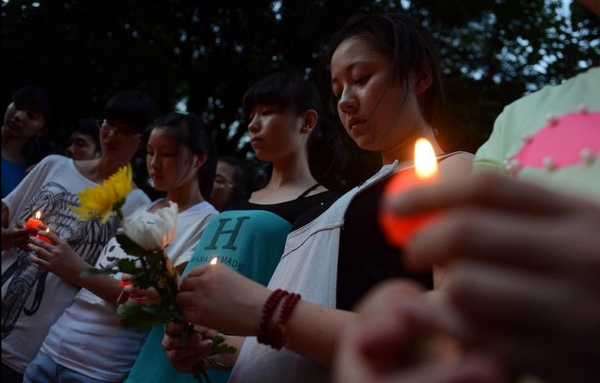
top-left (542, 156), bottom-right (555, 171)
top-left (578, 104), bottom-right (589, 114)
top-left (580, 148), bottom-right (595, 165)
top-left (504, 157), bottom-right (521, 176)
top-left (545, 114), bottom-right (558, 127)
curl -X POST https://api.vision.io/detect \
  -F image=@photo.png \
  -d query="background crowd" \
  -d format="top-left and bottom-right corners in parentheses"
top-left (2, 0), bottom-right (599, 192)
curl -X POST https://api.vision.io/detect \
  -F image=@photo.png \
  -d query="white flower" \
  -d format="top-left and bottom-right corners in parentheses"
top-left (123, 201), bottom-right (178, 251)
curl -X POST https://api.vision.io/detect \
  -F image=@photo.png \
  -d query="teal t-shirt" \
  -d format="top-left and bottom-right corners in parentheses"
top-left (187, 209), bottom-right (292, 285)
top-left (125, 210), bottom-right (292, 383)
top-left (125, 190), bottom-right (340, 383)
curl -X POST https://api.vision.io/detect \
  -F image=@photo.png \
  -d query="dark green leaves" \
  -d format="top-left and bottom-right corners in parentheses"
top-left (117, 301), bottom-right (174, 333)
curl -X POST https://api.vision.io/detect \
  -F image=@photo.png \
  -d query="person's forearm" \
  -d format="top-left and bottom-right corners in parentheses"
top-left (267, 299), bottom-right (353, 367)
top-left (75, 272), bottom-right (124, 305)
top-left (60, 258), bottom-right (123, 305)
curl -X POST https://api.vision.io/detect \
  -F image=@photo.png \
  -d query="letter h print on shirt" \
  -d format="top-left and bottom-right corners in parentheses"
top-left (204, 216), bottom-right (250, 251)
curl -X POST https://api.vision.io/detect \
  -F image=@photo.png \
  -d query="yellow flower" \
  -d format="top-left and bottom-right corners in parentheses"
top-left (70, 164), bottom-right (133, 223)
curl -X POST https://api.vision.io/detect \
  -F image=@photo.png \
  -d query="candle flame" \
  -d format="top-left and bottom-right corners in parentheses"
top-left (414, 138), bottom-right (438, 179)
top-left (35, 211), bottom-right (42, 220)
top-left (210, 257), bottom-right (218, 265)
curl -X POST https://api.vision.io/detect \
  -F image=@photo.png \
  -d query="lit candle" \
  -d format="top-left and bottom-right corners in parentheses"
top-left (36, 228), bottom-right (53, 244)
top-left (380, 138), bottom-right (439, 247)
top-left (26, 211), bottom-right (44, 229)
top-left (210, 257), bottom-right (218, 265)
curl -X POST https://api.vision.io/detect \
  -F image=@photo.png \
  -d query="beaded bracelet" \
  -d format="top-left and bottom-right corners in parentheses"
top-left (257, 289), bottom-right (288, 345)
top-left (270, 293), bottom-right (302, 350)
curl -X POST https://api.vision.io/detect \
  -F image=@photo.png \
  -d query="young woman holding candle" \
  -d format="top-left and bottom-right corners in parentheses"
top-left (22, 112), bottom-right (219, 383)
top-left (1, 91), bottom-right (157, 383)
top-left (125, 73), bottom-right (342, 383)
top-left (162, 13), bottom-right (472, 383)
top-left (334, 2), bottom-right (600, 382)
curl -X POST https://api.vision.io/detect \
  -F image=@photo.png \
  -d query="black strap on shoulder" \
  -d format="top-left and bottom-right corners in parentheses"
top-left (296, 183), bottom-right (320, 200)
top-left (437, 151), bottom-right (469, 163)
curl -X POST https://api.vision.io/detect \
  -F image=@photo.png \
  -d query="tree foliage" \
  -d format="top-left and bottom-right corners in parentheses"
top-left (2, 0), bottom-right (598, 193)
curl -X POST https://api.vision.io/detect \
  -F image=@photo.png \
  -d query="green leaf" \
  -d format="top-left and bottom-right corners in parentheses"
top-left (79, 258), bottom-right (141, 280)
top-left (79, 267), bottom-right (114, 278)
top-left (115, 232), bottom-right (154, 258)
top-left (204, 358), bottom-right (233, 370)
top-left (117, 301), bottom-right (175, 332)
top-left (212, 343), bottom-right (237, 355)
top-left (113, 258), bottom-right (140, 275)
top-left (203, 333), bottom-right (236, 360)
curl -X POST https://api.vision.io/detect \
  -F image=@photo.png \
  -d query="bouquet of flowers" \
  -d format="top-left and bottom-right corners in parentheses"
top-left (71, 164), bottom-right (234, 383)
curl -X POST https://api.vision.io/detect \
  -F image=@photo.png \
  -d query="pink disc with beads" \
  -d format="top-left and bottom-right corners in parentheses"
top-left (509, 108), bottom-right (599, 174)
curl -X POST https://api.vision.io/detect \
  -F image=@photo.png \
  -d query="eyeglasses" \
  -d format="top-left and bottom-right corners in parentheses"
top-left (97, 119), bottom-right (141, 139)
top-left (214, 177), bottom-right (236, 190)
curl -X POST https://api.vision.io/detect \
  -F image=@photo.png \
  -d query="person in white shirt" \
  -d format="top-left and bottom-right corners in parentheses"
top-left (1, 90), bottom-right (158, 383)
top-left (23, 112), bottom-right (219, 383)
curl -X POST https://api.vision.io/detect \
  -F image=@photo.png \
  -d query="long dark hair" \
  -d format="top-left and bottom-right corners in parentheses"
top-left (145, 112), bottom-right (217, 199)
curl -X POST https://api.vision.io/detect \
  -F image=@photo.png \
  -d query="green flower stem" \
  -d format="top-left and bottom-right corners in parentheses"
top-left (139, 257), bottom-right (149, 275)
top-left (114, 204), bottom-right (125, 221)
top-left (194, 365), bottom-right (212, 383)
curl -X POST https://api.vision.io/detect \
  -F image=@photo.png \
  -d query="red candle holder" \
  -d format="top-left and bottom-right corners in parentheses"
top-left (35, 228), bottom-right (53, 244)
top-left (380, 170), bottom-right (438, 247)
top-left (26, 211), bottom-right (44, 229)
top-left (379, 138), bottom-right (439, 247)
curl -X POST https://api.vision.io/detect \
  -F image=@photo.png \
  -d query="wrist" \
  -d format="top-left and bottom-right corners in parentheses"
top-left (257, 289), bottom-right (288, 344)
top-left (257, 289), bottom-right (302, 350)
top-left (68, 259), bottom-right (93, 287)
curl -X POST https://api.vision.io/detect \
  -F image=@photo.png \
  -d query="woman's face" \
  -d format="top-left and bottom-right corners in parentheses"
top-left (247, 104), bottom-right (305, 163)
top-left (330, 37), bottom-right (424, 158)
top-left (2, 101), bottom-right (47, 140)
top-left (146, 127), bottom-right (200, 192)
